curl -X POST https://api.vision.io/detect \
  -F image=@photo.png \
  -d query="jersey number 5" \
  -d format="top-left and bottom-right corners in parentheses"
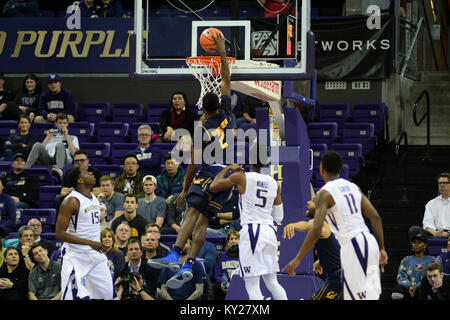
top-left (255, 189), bottom-right (267, 208)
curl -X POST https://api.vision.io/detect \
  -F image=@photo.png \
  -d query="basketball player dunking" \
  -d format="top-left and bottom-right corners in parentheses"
top-left (148, 32), bottom-right (237, 289)
top-left (283, 151), bottom-right (388, 300)
top-left (55, 166), bottom-right (116, 300)
top-left (210, 162), bottom-right (288, 300)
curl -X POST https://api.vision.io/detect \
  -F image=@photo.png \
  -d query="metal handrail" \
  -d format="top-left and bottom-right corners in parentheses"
top-left (413, 89), bottom-right (432, 162)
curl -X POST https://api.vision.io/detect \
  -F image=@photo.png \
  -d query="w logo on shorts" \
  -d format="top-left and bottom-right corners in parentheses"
top-left (243, 266), bottom-right (251, 273)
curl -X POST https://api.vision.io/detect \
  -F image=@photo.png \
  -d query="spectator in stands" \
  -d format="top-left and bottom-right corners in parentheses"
top-left (137, 175), bottom-right (166, 228)
top-left (27, 219), bottom-right (54, 258)
top-left (436, 236), bottom-right (450, 275)
top-left (158, 91), bottom-right (197, 142)
top-left (174, 134), bottom-right (193, 165)
top-left (0, 247), bottom-right (29, 300)
top-left (101, 227), bottom-right (125, 280)
top-left (54, 150), bottom-right (102, 210)
top-left (35, 74), bottom-right (76, 123)
top-left (0, 73), bottom-right (14, 120)
top-left (161, 192), bottom-right (184, 234)
top-left (0, 235), bottom-right (5, 267)
top-left (5, 73), bottom-right (41, 122)
top-left (94, 0), bottom-right (124, 18)
top-left (197, 239), bottom-right (217, 289)
top-left (28, 243), bottom-right (61, 300)
top-left (99, 203), bottom-right (111, 229)
top-left (145, 223), bottom-right (170, 252)
top-left (156, 154), bottom-right (184, 201)
top-left (111, 194), bottom-right (148, 239)
top-left (66, 0), bottom-right (99, 18)
top-left (114, 154), bottom-right (144, 199)
top-left (134, 124), bottom-right (162, 175)
top-left (159, 239), bottom-right (205, 300)
top-left (1, 0), bottom-right (39, 17)
top-left (0, 115), bottom-right (37, 161)
top-left (116, 238), bottom-right (158, 300)
top-left (214, 230), bottom-right (240, 300)
top-left (409, 172), bottom-right (450, 239)
top-left (0, 176), bottom-right (17, 237)
top-left (391, 231), bottom-right (436, 300)
top-left (17, 225), bottom-right (36, 270)
top-left (240, 94), bottom-right (269, 126)
top-left (141, 230), bottom-right (168, 260)
top-left (207, 191), bottom-right (241, 236)
top-left (98, 176), bottom-right (125, 223)
top-left (418, 262), bottom-right (450, 300)
top-left (4, 153), bottom-right (39, 209)
top-left (25, 113), bottom-right (80, 180)
top-left (115, 222), bottom-right (131, 254)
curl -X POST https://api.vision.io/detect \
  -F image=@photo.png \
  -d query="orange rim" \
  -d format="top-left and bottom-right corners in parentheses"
top-left (186, 56), bottom-right (236, 66)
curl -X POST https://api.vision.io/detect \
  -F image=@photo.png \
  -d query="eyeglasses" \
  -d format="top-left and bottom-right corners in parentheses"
top-left (138, 134), bottom-right (150, 137)
top-left (438, 182), bottom-right (449, 185)
top-left (74, 159), bottom-right (87, 163)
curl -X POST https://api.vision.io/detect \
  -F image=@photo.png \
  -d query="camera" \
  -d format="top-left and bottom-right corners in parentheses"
top-left (53, 129), bottom-right (63, 136)
top-left (119, 270), bottom-right (143, 300)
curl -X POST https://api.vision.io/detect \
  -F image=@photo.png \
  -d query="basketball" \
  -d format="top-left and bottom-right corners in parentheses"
top-left (200, 27), bottom-right (224, 53)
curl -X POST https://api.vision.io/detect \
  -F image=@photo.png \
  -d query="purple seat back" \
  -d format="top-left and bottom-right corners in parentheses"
top-left (94, 164), bottom-right (123, 178)
top-left (29, 122), bottom-right (54, 141)
top-left (21, 208), bottom-right (57, 232)
top-left (330, 143), bottom-right (364, 178)
top-left (151, 143), bottom-right (176, 158)
top-left (319, 103), bottom-right (351, 135)
top-left (26, 166), bottom-right (54, 185)
top-left (353, 103), bottom-right (387, 136)
top-left (342, 122), bottom-right (375, 155)
top-left (96, 122), bottom-right (129, 143)
top-left (110, 143), bottom-right (138, 165)
top-left (79, 142), bottom-right (111, 164)
top-left (68, 122), bottom-right (94, 143)
top-left (78, 102), bottom-right (111, 123)
top-left (147, 103), bottom-right (167, 122)
top-left (38, 186), bottom-right (61, 209)
top-left (112, 103), bottom-right (144, 123)
top-left (307, 122), bottom-right (338, 146)
top-left (0, 120), bottom-right (19, 139)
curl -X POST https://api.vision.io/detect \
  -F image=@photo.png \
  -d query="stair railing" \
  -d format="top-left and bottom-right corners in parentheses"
top-left (413, 89), bottom-right (432, 162)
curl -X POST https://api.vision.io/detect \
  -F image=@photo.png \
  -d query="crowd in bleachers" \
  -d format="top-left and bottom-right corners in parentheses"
top-left (0, 71), bottom-right (258, 300)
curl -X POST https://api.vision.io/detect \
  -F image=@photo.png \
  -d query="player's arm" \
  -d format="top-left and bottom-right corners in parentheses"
top-left (272, 183), bottom-right (284, 223)
top-left (283, 219), bottom-right (331, 240)
top-left (55, 197), bottom-right (105, 252)
top-left (212, 32), bottom-right (231, 97)
top-left (282, 189), bottom-right (333, 275)
top-left (210, 164), bottom-right (245, 194)
top-left (175, 144), bottom-right (199, 208)
top-left (360, 190), bottom-right (388, 271)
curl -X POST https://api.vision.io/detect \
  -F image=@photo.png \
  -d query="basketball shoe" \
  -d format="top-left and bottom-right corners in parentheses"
top-left (166, 262), bottom-right (193, 289)
top-left (147, 250), bottom-right (180, 272)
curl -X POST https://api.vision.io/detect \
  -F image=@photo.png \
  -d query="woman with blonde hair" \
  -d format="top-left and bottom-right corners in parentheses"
top-left (101, 228), bottom-right (126, 279)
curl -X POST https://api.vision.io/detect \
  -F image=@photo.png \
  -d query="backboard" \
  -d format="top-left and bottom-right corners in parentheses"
top-left (130, 0), bottom-right (315, 81)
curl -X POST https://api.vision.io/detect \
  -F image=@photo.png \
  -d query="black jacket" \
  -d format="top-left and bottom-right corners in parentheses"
top-left (4, 170), bottom-right (39, 207)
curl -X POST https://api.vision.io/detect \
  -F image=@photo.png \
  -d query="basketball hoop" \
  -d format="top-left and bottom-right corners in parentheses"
top-left (186, 56), bottom-right (235, 109)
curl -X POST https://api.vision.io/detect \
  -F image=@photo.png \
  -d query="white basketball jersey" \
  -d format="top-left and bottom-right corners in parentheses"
top-left (65, 190), bottom-right (102, 253)
top-left (321, 178), bottom-right (370, 241)
top-left (239, 172), bottom-right (278, 225)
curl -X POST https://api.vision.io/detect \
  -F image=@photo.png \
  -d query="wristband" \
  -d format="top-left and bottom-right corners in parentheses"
top-left (24, 255), bottom-right (29, 258)
top-left (138, 289), bottom-right (144, 294)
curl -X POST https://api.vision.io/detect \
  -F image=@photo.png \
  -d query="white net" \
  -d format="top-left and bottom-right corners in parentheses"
top-left (186, 56), bottom-right (235, 109)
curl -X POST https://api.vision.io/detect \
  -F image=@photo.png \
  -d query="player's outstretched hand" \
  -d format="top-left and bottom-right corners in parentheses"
top-left (282, 223), bottom-right (296, 240)
top-left (282, 258), bottom-right (301, 276)
top-left (379, 249), bottom-right (388, 272)
top-left (210, 32), bottom-right (226, 56)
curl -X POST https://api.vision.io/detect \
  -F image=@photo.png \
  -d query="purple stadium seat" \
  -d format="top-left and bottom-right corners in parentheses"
top-left (427, 238), bottom-right (448, 256)
top-left (307, 122), bottom-right (338, 146)
top-left (239, 122), bottom-right (257, 131)
top-left (112, 103), bottom-right (145, 123)
top-left (79, 142), bottom-right (111, 165)
top-left (95, 122), bottom-right (129, 143)
top-left (152, 143), bottom-right (176, 158)
top-left (353, 103), bottom-right (388, 137)
top-left (342, 122), bottom-right (376, 156)
top-left (310, 144), bottom-right (327, 186)
top-left (78, 102), bottom-right (111, 123)
top-left (26, 166), bottom-right (54, 186)
top-left (147, 103), bottom-right (167, 122)
top-left (319, 103), bottom-right (351, 135)
top-left (0, 120), bottom-right (19, 139)
top-left (29, 122), bottom-right (54, 141)
top-left (330, 143), bottom-right (364, 178)
top-left (0, 164), bottom-right (12, 176)
top-left (67, 122), bottom-right (94, 143)
top-left (38, 185), bottom-right (61, 209)
top-left (341, 163), bottom-right (349, 180)
top-left (110, 143), bottom-right (138, 165)
top-left (94, 164), bottom-right (123, 178)
top-left (21, 208), bottom-right (57, 233)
